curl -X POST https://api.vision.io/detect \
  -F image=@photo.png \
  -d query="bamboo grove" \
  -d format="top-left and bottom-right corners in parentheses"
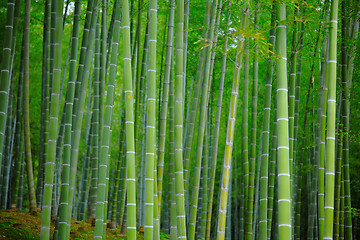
top-left (0, 0), bottom-right (359, 239)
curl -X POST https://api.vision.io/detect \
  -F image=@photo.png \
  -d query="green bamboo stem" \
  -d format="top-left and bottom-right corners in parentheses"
top-left (334, 114), bottom-right (343, 240)
top-left (157, 21), bottom-right (167, 128)
top-left (99, 0), bottom-right (107, 138)
top-left (10, 38), bottom-right (23, 209)
top-left (168, 54), bottom-right (177, 239)
top-left (183, 0), bottom-right (189, 102)
top-left (40, 0), bottom-right (63, 238)
top-left (87, 16), bottom-right (101, 223)
top-left (37, 0), bottom-right (50, 207)
top-left (67, 1), bottom-right (99, 236)
top-left (242, 33), bottom-right (250, 238)
top-left (118, 153), bottom-right (127, 228)
top-left (182, 0), bottom-right (211, 200)
top-left (0, 8), bottom-right (15, 207)
top-left (132, 0), bottom-right (142, 98)
top-left (333, 13), bottom-right (348, 239)
top-left (72, 0), bottom-right (94, 123)
top-left (246, 3), bottom-right (259, 238)
top-left (183, 76), bottom-right (193, 147)
top-left (11, 125), bottom-right (23, 209)
top-left (142, 0), bottom-right (157, 237)
top-left (225, 159), bottom-right (232, 240)
top-left (288, 9), bottom-right (300, 232)
top-left (118, 145), bottom-right (128, 232)
top-left (17, 151), bottom-right (25, 210)
top-left (157, 0), bottom-right (174, 215)
top-left (1, 79), bottom-right (13, 210)
top-left (296, 19), bottom-right (314, 240)
top-left (216, 8), bottom-right (247, 239)
top-left (135, 22), bottom-right (149, 175)
top-left (43, 0), bottom-right (51, 208)
top-left (138, 102), bottom-right (146, 227)
top-left (108, 9), bottom-right (123, 233)
top-left (9, 0), bottom-right (20, 71)
top-left (135, 10), bottom-right (149, 218)
top-left (122, 0), bottom-right (137, 236)
top-left (0, 0), bottom-right (15, 170)
top-left (259, 3), bottom-right (275, 239)
top-left (240, 160), bottom-right (245, 239)
top-left (56, 0), bottom-right (80, 237)
top-left (200, 121), bottom-right (210, 239)
top-left (160, 163), bottom-right (170, 233)
top-left (94, 0), bottom-right (120, 237)
top-left (293, 20), bottom-right (305, 240)
top-left (174, 0), bottom-right (187, 236)
top-left (275, 2), bottom-right (291, 239)
top-left (324, 1), bottom-right (339, 239)
top-left (340, 172), bottom-right (345, 240)
top-left (38, 0), bottom-right (51, 208)
top-left (48, 0), bottom-right (56, 106)
top-left (75, 100), bottom-right (93, 218)
top-left (342, 6), bottom-right (358, 240)
top-left (318, 3), bottom-right (331, 238)
top-left (88, 18), bottom-right (101, 220)
top-left (78, 120), bottom-right (93, 221)
top-left (8, 0), bottom-right (21, 209)
top-left (153, 159), bottom-right (160, 239)
top-left (89, 114), bottom-right (99, 219)
top-left (74, 73), bottom-right (93, 221)
top-left (105, 0), bottom-right (117, 69)
top-left (206, 2), bottom-right (228, 238)
top-left (188, 1), bottom-right (218, 238)
top-left (109, 113), bottom-right (125, 229)
top-left (131, 27), bottom-right (139, 108)
top-left (22, 0), bottom-right (37, 215)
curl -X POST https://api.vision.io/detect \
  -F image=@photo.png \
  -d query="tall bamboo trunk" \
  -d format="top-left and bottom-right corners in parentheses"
top-left (259, 3), bottom-right (275, 239)
top-left (206, 1), bottom-right (228, 238)
top-left (122, 0), bottom-right (137, 237)
top-left (23, 0), bottom-right (37, 215)
top-left (0, 0), bottom-right (16, 171)
top-left (275, 2), bottom-right (291, 239)
top-left (40, 0), bottom-right (64, 238)
top-left (157, 0), bottom-right (174, 215)
top-left (216, 6), bottom-right (247, 240)
top-left (324, 0), bottom-right (339, 239)
top-left (174, 0), bottom-right (187, 237)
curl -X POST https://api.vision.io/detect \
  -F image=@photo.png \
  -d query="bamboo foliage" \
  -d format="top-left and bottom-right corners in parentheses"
top-left (0, 1), bottom-right (358, 240)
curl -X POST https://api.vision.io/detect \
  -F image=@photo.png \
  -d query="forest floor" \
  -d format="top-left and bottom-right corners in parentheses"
top-left (0, 209), bottom-right (170, 239)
